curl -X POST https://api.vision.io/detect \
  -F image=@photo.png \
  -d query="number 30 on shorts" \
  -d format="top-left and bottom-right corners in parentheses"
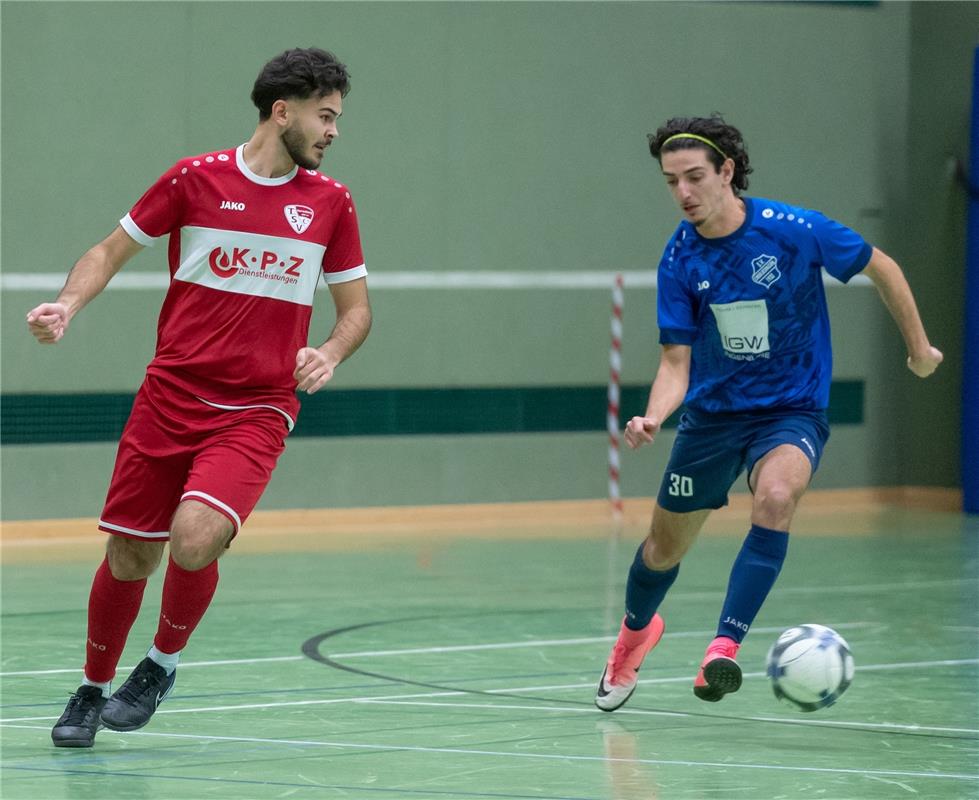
top-left (668, 472), bottom-right (694, 497)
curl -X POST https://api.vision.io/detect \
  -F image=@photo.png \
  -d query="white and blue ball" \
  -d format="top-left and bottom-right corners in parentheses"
top-left (766, 624), bottom-right (854, 712)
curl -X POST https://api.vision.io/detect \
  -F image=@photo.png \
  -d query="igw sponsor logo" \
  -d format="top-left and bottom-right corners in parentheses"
top-left (721, 334), bottom-right (769, 353)
top-left (208, 246), bottom-right (304, 285)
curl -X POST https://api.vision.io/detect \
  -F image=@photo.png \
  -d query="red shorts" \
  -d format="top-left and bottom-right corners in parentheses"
top-left (99, 375), bottom-right (289, 540)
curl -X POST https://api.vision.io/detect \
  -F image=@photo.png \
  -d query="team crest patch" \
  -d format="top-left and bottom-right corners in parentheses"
top-left (284, 204), bottom-right (314, 234)
top-left (751, 254), bottom-right (781, 288)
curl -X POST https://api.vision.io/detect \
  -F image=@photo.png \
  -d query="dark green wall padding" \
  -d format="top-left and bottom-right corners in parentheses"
top-left (1, 381), bottom-right (863, 445)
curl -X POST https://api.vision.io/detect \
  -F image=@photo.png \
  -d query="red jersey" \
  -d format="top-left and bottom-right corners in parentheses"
top-left (120, 144), bottom-right (366, 427)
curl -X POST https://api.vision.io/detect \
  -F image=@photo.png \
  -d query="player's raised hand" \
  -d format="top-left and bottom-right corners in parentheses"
top-left (907, 345), bottom-right (943, 378)
top-left (624, 416), bottom-right (661, 450)
top-left (294, 347), bottom-right (337, 395)
top-left (26, 302), bottom-right (70, 344)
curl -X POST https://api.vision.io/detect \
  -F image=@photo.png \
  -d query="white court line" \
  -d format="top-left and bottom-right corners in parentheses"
top-left (0, 270), bottom-right (872, 291)
top-left (0, 724), bottom-right (972, 782)
top-left (352, 699), bottom-right (979, 735)
top-left (424, 658), bottom-right (979, 699)
top-left (0, 622), bottom-right (877, 676)
top-left (0, 655), bottom-right (304, 678)
top-left (2, 657), bottom-right (976, 728)
top-left (328, 622), bottom-right (875, 659)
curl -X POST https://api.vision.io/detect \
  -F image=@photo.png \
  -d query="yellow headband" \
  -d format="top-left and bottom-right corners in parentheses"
top-left (661, 133), bottom-right (730, 161)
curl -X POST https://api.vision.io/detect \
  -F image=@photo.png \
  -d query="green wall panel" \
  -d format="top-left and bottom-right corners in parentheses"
top-left (0, 381), bottom-right (865, 445)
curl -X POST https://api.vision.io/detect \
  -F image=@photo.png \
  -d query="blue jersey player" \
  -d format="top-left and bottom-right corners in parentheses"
top-left (595, 115), bottom-right (943, 711)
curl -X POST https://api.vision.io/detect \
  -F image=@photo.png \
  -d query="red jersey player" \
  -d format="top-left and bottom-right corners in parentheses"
top-left (27, 48), bottom-right (372, 748)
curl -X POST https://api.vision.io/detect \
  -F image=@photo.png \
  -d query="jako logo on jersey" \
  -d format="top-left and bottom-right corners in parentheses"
top-left (220, 200), bottom-right (246, 211)
top-left (697, 280), bottom-right (710, 292)
top-left (207, 247), bottom-right (304, 283)
top-left (284, 204), bottom-right (314, 234)
top-left (751, 254), bottom-right (781, 288)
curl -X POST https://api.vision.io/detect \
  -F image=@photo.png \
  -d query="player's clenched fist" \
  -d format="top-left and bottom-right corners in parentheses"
top-left (293, 347), bottom-right (337, 395)
top-left (26, 302), bottom-right (70, 344)
top-left (624, 416), bottom-right (661, 450)
top-left (906, 345), bottom-right (943, 378)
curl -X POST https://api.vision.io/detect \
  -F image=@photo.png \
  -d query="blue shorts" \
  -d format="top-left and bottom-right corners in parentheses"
top-left (656, 408), bottom-right (830, 513)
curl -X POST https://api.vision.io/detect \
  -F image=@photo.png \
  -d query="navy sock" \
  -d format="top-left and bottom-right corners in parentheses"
top-left (624, 543), bottom-right (679, 631)
top-left (717, 524), bottom-right (789, 643)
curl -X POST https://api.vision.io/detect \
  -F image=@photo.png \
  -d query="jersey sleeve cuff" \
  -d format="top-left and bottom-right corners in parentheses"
top-left (323, 264), bottom-right (367, 284)
top-left (120, 214), bottom-right (161, 247)
top-left (835, 242), bottom-right (874, 284)
top-left (659, 328), bottom-right (696, 346)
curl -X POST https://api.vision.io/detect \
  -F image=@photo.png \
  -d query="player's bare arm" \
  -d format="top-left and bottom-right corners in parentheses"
top-left (294, 277), bottom-right (372, 394)
top-left (625, 343), bottom-right (691, 450)
top-left (26, 226), bottom-right (143, 344)
top-left (860, 247), bottom-right (943, 378)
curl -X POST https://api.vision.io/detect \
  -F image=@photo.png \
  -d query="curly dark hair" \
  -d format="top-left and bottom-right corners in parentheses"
top-left (251, 48), bottom-right (351, 120)
top-left (647, 114), bottom-right (752, 194)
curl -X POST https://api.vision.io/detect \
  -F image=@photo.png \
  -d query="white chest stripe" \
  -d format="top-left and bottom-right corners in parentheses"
top-left (175, 226), bottom-right (326, 306)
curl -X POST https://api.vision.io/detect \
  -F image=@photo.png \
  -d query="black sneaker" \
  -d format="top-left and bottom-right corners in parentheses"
top-left (52, 685), bottom-right (107, 747)
top-left (100, 657), bottom-right (176, 732)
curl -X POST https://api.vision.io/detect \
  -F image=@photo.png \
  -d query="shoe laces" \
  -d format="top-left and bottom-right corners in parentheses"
top-left (60, 689), bottom-right (102, 725)
top-left (706, 637), bottom-right (739, 660)
top-left (115, 661), bottom-right (167, 704)
top-left (607, 640), bottom-right (637, 685)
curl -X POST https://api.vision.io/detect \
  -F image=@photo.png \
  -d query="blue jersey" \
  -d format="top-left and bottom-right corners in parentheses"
top-left (657, 197), bottom-right (871, 413)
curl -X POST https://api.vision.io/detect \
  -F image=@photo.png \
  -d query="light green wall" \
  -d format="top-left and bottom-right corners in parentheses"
top-left (1, 1), bottom-right (972, 519)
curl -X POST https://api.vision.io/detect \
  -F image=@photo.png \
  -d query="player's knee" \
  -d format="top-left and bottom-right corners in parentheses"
top-left (643, 533), bottom-right (686, 570)
top-left (169, 511), bottom-right (232, 571)
top-left (169, 525), bottom-right (231, 570)
top-left (753, 482), bottom-right (800, 522)
top-left (106, 536), bottom-right (164, 580)
top-left (169, 546), bottom-right (216, 571)
top-left (169, 534), bottom-right (224, 571)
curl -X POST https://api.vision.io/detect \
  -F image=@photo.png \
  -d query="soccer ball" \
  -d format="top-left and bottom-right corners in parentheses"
top-left (766, 624), bottom-right (854, 712)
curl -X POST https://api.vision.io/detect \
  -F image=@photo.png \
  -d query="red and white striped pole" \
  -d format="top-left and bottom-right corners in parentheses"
top-left (608, 274), bottom-right (624, 520)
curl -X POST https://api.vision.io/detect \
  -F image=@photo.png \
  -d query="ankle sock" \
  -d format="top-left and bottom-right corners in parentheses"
top-left (147, 644), bottom-right (180, 675)
top-left (81, 677), bottom-right (111, 698)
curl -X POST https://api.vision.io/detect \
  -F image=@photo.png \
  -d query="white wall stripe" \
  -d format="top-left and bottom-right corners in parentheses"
top-left (1, 270), bottom-right (873, 291)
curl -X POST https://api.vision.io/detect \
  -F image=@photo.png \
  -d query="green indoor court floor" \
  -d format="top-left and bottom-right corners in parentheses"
top-left (1, 501), bottom-right (977, 800)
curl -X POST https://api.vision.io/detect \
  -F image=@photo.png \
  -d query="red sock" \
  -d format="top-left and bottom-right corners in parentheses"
top-left (153, 556), bottom-right (219, 654)
top-left (85, 557), bottom-right (147, 684)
